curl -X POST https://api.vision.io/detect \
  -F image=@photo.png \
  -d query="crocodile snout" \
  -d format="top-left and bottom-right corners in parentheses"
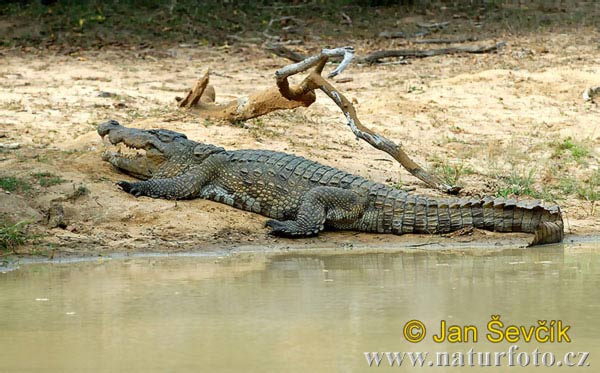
top-left (97, 119), bottom-right (122, 138)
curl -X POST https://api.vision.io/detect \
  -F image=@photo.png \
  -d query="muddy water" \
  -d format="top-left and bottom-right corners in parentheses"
top-left (1, 244), bottom-right (599, 372)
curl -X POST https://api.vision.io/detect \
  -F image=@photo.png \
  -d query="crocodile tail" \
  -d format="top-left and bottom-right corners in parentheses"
top-left (389, 194), bottom-right (564, 245)
top-left (456, 197), bottom-right (564, 245)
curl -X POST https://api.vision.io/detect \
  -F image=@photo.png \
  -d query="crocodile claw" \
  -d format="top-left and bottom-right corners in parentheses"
top-left (265, 219), bottom-right (319, 238)
top-left (265, 219), bottom-right (281, 229)
top-left (265, 219), bottom-right (289, 236)
top-left (117, 181), bottom-right (143, 197)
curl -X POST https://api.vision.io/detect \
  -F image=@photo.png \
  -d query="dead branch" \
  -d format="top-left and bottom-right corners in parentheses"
top-left (359, 42), bottom-right (506, 64)
top-left (178, 71), bottom-right (211, 108)
top-left (266, 39), bottom-right (495, 65)
top-left (226, 34), bottom-right (263, 44)
top-left (378, 31), bottom-right (476, 44)
top-left (411, 36), bottom-right (479, 44)
top-left (178, 75), bottom-right (315, 122)
top-left (378, 30), bottom-right (431, 39)
top-left (340, 12), bottom-right (352, 25)
top-left (177, 46), bottom-right (460, 193)
top-left (378, 31), bottom-right (408, 39)
top-left (266, 44), bottom-right (307, 63)
top-left (274, 47), bottom-right (460, 194)
top-left (416, 21), bottom-right (450, 30)
top-left (177, 66), bottom-right (315, 122)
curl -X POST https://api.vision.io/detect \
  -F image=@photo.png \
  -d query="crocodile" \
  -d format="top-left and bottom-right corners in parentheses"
top-left (98, 120), bottom-right (564, 245)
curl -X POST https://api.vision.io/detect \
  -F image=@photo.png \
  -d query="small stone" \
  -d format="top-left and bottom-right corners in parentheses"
top-left (96, 91), bottom-right (116, 98)
top-left (0, 143), bottom-right (20, 149)
top-left (583, 86), bottom-right (600, 102)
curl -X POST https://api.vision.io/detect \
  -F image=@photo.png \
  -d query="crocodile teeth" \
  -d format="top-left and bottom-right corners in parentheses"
top-left (107, 142), bottom-right (147, 159)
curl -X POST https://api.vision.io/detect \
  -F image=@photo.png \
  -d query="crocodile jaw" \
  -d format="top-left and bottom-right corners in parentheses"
top-left (98, 120), bottom-right (168, 178)
top-left (98, 119), bottom-right (165, 152)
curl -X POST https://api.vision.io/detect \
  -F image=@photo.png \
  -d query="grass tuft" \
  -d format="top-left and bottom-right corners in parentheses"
top-left (0, 176), bottom-right (31, 192)
top-left (31, 172), bottom-right (64, 187)
top-left (71, 184), bottom-right (90, 199)
top-left (552, 137), bottom-right (591, 164)
top-left (577, 170), bottom-right (600, 202)
top-left (0, 220), bottom-right (35, 252)
top-left (496, 168), bottom-right (538, 198)
top-left (431, 160), bottom-right (474, 187)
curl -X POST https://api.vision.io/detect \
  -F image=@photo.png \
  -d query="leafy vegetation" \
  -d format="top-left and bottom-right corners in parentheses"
top-left (496, 168), bottom-right (538, 198)
top-left (577, 170), bottom-right (600, 203)
top-left (0, 220), bottom-right (35, 252)
top-left (431, 160), bottom-right (474, 186)
top-left (0, 176), bottom-right (31, 192)
top-left (2, 1), bottom-right (599, 49)
top-left (552, 137), bottom-right (591, 164)
top-left (70, 184), bottom-right (90, 199)
top-left (31, 172), bottom-right (64, 187)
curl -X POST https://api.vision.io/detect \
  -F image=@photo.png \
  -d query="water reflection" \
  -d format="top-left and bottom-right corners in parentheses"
top-left (0, 244), bottom-right (598, 372)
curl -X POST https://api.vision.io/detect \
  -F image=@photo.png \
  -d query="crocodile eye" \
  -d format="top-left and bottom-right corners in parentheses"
top-left (156, 133), bottom-right (174, 142)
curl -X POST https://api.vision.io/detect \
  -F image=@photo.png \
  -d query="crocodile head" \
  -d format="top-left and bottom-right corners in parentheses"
top-left (98, 120), bottom-right (222, 180)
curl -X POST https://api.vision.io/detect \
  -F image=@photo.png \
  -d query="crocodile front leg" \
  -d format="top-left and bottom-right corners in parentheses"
top-left (266, 186), bottom-right (367, 237)
top-left (117, 171), bottom-right (210, 200)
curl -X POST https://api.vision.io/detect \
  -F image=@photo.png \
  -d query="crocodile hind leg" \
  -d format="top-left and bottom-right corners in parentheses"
top-left (266, 186), bottom-right (367, 237)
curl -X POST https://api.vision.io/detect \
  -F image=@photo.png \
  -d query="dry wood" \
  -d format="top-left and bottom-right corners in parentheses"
top-left (177, 71), bottom-right (314, 122)
top-left (178, 46), bottom-right (460, 193)
top-left (378, 31), bottom-right (408, 39)
top-left (266, 44), bottom-right (307, 63)
top-left (359, 41), bottom-right (506, 64)
top-left (416, 21), bottom-right (450, 29)
top-left (340, 11), bottom-right (352, 25)
top-left (378, 30), bottom-right (431, 39)
top-left (274, 47), bottom-right (460, 194)
top-left (178, 71), bottom-right (211, 109)
top-left (411, 36), bottom-right (478, 44)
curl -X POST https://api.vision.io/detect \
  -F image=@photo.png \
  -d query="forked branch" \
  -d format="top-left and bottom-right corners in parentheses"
top-left (177, 46), bottom-right (460, 194)
top-left (177, 72), bottom-right (314, 122)
top-left (274, 47), bottom-right (460, 194)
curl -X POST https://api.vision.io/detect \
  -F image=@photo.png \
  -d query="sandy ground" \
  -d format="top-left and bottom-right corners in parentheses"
top-left (1, 31), bottom-right (599, 256)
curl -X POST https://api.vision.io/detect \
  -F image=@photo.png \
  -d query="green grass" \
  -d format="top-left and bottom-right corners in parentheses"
top-left (248, 118), bottom-right (282, 140)
top-left (0, 220), bottom-right (34, 252)
top-left (552, 137), bottom-right (591, 164)
top-left (31, 172), bottom-right (64, 187)
top-left (577, 169), bottom-right (600, 202)
top-left (557, 177), bottom-right (578, 196)
top-left (34, 154), bottom-right (50, 163)
top-left (70, 184), bottom-right (90, 199)
top-left (496, 168), bottom-right (538, 198)
top-left (431, 161), bottom-right (474, 186)
top-left (514, 171), bottom-right (600, 206)
top-left (1, 0), bottom-right (326, 48)
top-left (0, 176), bottom-right (31, 192)
top-left (3, 0), bottom-right (598, 50)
